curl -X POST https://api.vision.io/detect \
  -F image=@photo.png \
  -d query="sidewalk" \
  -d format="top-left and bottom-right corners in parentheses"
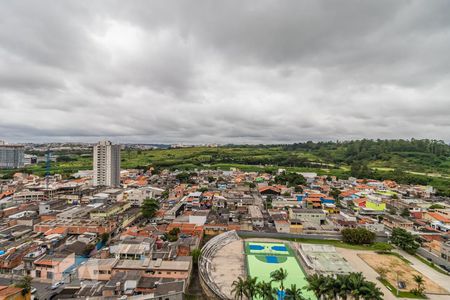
top-left (393, 249), bottom-right (450, 298)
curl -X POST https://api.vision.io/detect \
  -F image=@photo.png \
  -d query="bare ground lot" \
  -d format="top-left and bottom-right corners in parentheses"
top-left (359, 253), bottom-right (449, 295)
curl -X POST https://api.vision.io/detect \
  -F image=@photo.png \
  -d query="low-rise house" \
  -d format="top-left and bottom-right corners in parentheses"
top-left (33, 252), bottom-right (75, 282)
top-left (289, 219), bottom-right (303, 233)
top-left (110, 239), bottom-right (154, 260)
top-left (274, 220), bottom-right (290, 233)
top-left (34, 219), bottom-right (116, 235)
top-left (112, 257), bottom-right (192, 282)
top-left (78, 258), bottom-right (118, 281)
top-left (289, 208), bottom-right (326, 226)
top-left (382, 214), bottom-right (413, 230)
top-left (424, 212), bottom-right (450, 225)
top-left (248, 205), bottom-right (264, 228)
top-left (90, 202), bottom-right (132, 219)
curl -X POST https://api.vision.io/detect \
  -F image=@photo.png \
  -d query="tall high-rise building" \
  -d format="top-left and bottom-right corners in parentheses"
top-left (93, 141), bottom-right (121, 187)
top-left (0, 142), bottom-right (25, 169)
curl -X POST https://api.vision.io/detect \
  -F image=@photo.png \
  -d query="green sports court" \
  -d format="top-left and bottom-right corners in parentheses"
top-left (245, 241), bottom-right (316, 300)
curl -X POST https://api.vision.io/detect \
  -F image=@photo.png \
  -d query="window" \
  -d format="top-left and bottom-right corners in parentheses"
top-left (47, 272), bottom-right (53, 279)
top-left (36, 270), bottom-right (41, 278)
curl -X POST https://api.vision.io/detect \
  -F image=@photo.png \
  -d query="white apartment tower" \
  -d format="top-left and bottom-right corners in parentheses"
top-left (93, 141), bottom-right (121, 187)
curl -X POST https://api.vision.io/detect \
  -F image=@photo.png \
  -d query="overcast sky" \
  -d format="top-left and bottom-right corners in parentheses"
top-left (1, 1), bottom-right (450, 144)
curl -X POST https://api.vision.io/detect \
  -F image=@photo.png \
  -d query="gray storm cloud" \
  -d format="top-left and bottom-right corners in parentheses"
top-left (0, 0), bottom-right (449, 144)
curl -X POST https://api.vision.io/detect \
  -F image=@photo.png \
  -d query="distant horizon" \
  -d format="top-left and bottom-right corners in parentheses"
top-left (3, 137), bottom-right (449, 146)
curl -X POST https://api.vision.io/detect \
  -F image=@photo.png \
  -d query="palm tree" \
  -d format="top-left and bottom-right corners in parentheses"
top-left (359, 281), bottom-right (384, 300)
top-left (347, 272), bottom-right (366, 300)
top-left (335, 274), bottom-right (350, 300)
top-left (244, 276), bottom-right (258, 300)
top-left (257, 281), bottom-right (276, 300)
top-left (285, 284), bottom-right (306, 300)
top-left (412, 274), bottom-right (425, 295)
top-left (413, 274), bottom-right (424, 290)
top-left (270, 268), bottom-right (289, 290)
top-left (231, 276), bottom-right (246, 300)
top-left (306, 273), bottom-right (327, 299)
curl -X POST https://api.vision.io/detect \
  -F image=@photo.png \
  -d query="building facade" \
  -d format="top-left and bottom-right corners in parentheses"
top-left (0, 143), bottom-right (24, 169)
top-left (93, 141), bottom-right (121, 187)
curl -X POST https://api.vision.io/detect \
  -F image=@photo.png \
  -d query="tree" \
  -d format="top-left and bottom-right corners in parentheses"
top-left (294, 186), bottom-right (303, 193)
top-left (341, 227), bottom-right (376, 245)
top-left (161, 190), bottom-right (169, 199)
top-left (330, 190), bottom-right (342, 207)
top-left (270, 268), bottom-right (288, 290)
top-left (274, 172), bottom-right (306, 187)
top-left (285, 284), bottom-right (306, 300)
top-left (101, 232), bottom-right (110, 244)
top-left (15, 275), bottom-right (32, 295)
top-left (141, 198), bottom-right (159, 219)
top-left (306, 272), bottom-right (383, 300)
top-left (305, 274), bottom-right (327, 299)
top-left (190, 248), bottom-right (201, 265)
top-left (411, 274), bottom-right (425, 296)
top-left (400, 207), bottom-right (410, 218)
top-left (257, 281), bottom-right (276, 300)
top-left (231, 277), bottom-right (246, 300)
top-left (429, 204), bottom-right (445, 210)
top-left (335, 274), bottom-right (351, 300)
top-left (176, 172), bottom-right (190, 183)
top-left (375, 267), bottom-right (389, 280)
top-left (330, 188), bottom-right (341, 201)
top-left (390, 227), bottom-right (420, 254)
top-left (165, 227), bottom-right (180, 242)
top-left (244, 276), bottom-right (258, 299)
top-left (360, 281), bottom-right (383, 300)
top-left (347, 272), bottom-right (366, 300)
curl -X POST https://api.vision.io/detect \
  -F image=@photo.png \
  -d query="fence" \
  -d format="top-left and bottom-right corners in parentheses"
top-left (237, 230), bottom-right (388, 242)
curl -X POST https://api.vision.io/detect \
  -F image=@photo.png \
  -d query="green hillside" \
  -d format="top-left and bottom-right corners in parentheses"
top-left (1, 139), bottom-right (449, 196)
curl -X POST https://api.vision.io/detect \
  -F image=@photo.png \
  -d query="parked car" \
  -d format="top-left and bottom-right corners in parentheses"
top-left (51, 281), bottom-right (64, 290)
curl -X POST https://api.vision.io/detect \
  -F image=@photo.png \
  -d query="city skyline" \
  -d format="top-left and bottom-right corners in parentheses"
top-left (1, 1), bottom-right (450, 144)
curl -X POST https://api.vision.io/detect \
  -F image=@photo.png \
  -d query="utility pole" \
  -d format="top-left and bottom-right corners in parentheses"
top-left (45, 149), bottom-right (51, 189)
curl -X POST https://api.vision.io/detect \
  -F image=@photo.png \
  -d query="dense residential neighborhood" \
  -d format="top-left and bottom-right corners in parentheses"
top-left (0, 141), bottom-right (449, 300)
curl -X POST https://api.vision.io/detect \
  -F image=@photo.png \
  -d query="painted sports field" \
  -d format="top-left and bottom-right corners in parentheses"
top-left (245, 241), bottom-right (316, 300)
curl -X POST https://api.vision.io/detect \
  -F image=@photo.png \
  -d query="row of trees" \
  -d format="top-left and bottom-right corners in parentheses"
top-left (232, 268), bottom-right (303, 300)
top-left (341, 228), bottom-right (376, 245)
top-left (306, 272), bottom-right (383, 300)
top-left (231, 268), bottom-right (383, 300)
top-left (285, 139), bottom-right (450, 163)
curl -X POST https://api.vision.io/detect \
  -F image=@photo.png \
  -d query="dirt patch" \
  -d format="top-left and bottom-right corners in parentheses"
top-left (359, 253), bottom-right (449, 295)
